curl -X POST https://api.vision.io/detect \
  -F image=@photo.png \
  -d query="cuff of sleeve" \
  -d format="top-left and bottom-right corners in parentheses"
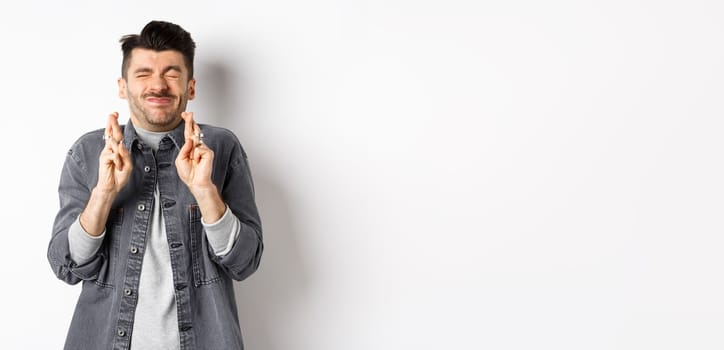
top-left (202, 206), bottom-right (240, 256)
top-left (68, 217), bottom-right (106, 265)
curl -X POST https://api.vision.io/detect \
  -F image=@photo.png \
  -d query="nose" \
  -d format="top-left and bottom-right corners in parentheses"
top-left (148, 74), bottom-right (168, 92)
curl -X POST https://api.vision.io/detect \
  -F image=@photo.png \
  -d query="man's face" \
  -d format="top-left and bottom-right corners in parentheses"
top-left (118, 48), bottom-right (195, 132)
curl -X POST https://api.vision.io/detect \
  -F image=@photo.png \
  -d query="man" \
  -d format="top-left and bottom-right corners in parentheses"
top-left (47, 21), bottom-right (263, 350)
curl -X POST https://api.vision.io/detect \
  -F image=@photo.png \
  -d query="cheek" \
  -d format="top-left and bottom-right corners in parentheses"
top-left (128, 86), bottom-right (145, 99)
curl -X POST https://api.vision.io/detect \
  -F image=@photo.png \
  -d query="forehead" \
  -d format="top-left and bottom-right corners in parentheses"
top-left (127, 48), bottom-right (188, 71)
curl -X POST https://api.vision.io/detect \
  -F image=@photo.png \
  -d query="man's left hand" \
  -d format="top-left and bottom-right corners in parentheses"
top-left (176, 112), bottom-right (226, 223)
top-left (176, 111), bottom-right (214, 189)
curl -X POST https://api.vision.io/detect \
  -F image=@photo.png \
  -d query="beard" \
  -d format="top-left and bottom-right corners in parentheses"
top-left (128, 90), bottom-right (189, 131)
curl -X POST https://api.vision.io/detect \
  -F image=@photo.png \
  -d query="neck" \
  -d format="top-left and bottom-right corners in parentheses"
top-left (129, 115), bottom-right (183, 132)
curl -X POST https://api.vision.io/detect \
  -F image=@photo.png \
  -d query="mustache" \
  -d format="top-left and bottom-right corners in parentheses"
top-left (143, 92), bottom-right (176, 99)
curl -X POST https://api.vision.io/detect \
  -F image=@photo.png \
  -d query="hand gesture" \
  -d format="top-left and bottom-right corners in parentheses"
top-left (96, 112), bottom-right (133, 195)
top-left (175, 112), bottom-right (215, 192)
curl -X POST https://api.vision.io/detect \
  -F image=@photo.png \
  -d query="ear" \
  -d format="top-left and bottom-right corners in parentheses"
top-left (118, 78), bottom-right (128, 99)
top-left (187, 79), bottom-right (196, 100)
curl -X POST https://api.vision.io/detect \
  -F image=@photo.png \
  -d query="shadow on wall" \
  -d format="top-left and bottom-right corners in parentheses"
top-left (195, 60), bottom-right (310, 350)
top-left (192, 61), bottom-right (233, 126)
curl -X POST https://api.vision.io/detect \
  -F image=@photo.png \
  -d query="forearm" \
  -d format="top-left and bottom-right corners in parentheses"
top-left (49, 133), bottom-right (111, 285)
top-left (79, 187), bottom-right (117, 236)
top-left (191, 185), bottom-right (226, 224)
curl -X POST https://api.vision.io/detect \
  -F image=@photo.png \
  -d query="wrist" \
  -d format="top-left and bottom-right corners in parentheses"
top-left (188, 183), bottom-right (218, 200)
top-left (80, 189), bottom-right (116, 237)
top-left (190, 184), bottom-right (226, 223)
top-left (91, 186), bottom-right (118, 201)
top-left (79, 212), bottom-right (105, 237)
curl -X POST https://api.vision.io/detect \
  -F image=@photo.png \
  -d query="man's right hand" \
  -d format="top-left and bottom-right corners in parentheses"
top-left (79, 113), bottom-right (133, 236)
top-left (96, 112), bottom-right (133, 194)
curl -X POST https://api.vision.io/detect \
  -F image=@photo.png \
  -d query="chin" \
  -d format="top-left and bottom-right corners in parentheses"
top-left (152, 112), bottom-right (179, 122)
top-left (142, 115), bottom-right (179, 129)
top-left (154, 119), bottom-right (180, 128)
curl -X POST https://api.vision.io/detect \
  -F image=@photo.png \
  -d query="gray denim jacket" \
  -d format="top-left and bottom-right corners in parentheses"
top-left (47, 120), bottom-right (263, 350)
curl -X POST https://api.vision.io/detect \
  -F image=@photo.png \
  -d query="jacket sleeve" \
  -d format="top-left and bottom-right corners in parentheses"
top-left (208, 139), bottom-right (263, 282)
top-left (47, 145), bottom-right (105, 285)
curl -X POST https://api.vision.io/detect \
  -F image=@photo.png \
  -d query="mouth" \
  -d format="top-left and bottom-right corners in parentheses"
top-left (145, 96), bottom-right (175, 106)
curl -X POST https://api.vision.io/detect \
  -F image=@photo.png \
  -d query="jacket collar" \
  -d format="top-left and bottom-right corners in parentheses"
top-left (122, 118), bottom-right (187, 151)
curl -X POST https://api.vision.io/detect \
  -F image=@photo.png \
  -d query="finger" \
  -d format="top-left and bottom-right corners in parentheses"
top-left (194, 142), bottom-right (211, 153)
top-left (104, 113), bottom-right (120, 155)
top-left (188, 136), bottom-right (196, 159)
top-left (106, 112), bottom-right (119, 139)
top-left (111, 152), bottom-right (122, 170)
top-left (104, 115), bottom-right (114, 147)
top-left (117, 140), bottom-right (129, 157)
top-left (110, 112), bottom-right (123, 144)
top-left (182, 112), bottom-right (194, 140)
top-left (115, 143), bottom-right (132, 172)
top-left (103, 134), bottom-right (113, 151)
top-left (107, 133), bottom-right (119, 154)
top-left (193, 145), bottom-right (213, 164)
top-left (178, 137), bottom-right (194, 160)
top-left (192, 124), bottom-right (203, 147)
top-left (194, 150), bottom-right (204, 164)
top-left (99, 149), bottom-right (114, 167)
top-left (184, 112), bottom-right (202, 147)
top-left (117, 142), bottom-right (131, 168)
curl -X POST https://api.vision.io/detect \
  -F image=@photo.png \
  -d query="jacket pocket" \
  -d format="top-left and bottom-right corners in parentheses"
top-left (189, 205), bottom-right (222, 286)
top-left (95, 207), bottom-right (123, 288)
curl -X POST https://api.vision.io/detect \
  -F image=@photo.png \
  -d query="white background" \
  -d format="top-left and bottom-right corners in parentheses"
top-left (1, 1), bottom-right (723, 349)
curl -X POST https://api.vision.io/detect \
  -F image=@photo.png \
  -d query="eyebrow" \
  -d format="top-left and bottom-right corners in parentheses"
top-left (163, 65), bottom-right (183, 74)
top-left (132, 65), bottom-right (183, 75)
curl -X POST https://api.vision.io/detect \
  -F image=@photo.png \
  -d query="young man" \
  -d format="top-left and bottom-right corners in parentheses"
top-left (47, 21), bottom-right (263, 350)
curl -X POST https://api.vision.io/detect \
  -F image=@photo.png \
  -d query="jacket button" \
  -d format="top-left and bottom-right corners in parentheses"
top-left (124, 288), bottom-right (132, 296)
top-left (117, 328), bottom-right (126, 337)
top-left (137, 204), bottom-right (145, 211)
top-left (130, 247), bottom-right (138, 254)
top-left (144, 166), bottom-right (151, 172)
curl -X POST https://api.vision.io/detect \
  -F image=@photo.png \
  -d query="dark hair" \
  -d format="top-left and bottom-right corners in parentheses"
top-left (119, 21), bottom-right (196, 79)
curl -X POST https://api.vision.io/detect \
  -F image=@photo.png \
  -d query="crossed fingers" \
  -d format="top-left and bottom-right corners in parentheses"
top-left (103, 112), bottom-right (127, 170)
top-left (182, 112), bottom-right (201, 144)
top-left (104, 112), bottom-right (123, 145)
